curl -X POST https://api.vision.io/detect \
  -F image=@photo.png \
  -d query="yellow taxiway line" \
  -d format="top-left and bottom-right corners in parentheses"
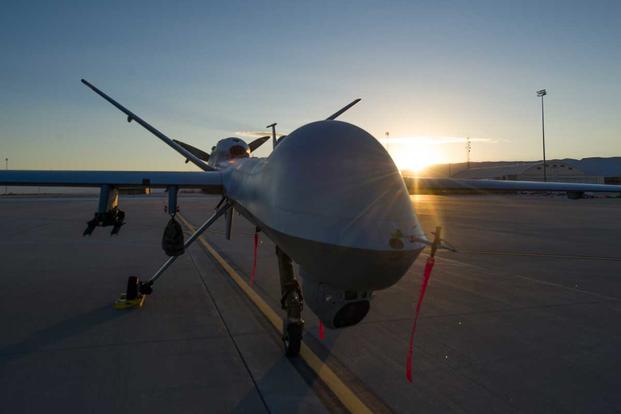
top-left (177, 214), bottom-right (373, 414)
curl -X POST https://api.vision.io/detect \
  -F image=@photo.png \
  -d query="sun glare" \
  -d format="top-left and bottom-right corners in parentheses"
top-left (386, 138), bottom-right (443, 174)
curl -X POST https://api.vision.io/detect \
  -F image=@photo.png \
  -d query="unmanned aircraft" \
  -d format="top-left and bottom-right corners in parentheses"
top-left (2, 79), bottom-right (620, 356)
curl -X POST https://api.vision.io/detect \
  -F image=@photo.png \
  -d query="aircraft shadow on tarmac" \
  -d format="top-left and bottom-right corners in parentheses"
top-left (0, 305), bottom-right (128, 365)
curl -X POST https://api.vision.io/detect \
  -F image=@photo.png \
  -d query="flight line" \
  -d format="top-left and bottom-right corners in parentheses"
top-left (177, 213), bottom-right (374, 414)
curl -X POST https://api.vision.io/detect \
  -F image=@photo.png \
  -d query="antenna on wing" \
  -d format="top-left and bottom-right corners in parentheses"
top-left (266, 122), bottom-right (278, 149)
top-left (81, 79), bottom-right (215, 171)
top-left (326, 98), bottom-right (362, 121)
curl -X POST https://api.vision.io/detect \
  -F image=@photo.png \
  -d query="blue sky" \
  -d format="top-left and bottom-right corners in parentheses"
top-left (1, 0), bottom-right (619, 170)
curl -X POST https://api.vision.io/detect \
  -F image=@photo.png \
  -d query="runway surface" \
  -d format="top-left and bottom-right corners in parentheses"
top-left (1, 194), bottom-right (619, 413)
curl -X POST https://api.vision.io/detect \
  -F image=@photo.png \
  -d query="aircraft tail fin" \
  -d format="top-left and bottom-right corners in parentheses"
top-left (248, 135), bottom-right (270, 152)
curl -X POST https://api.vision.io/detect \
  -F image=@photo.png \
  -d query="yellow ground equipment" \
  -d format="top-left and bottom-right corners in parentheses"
top-left (114, 292), bottom-right (145, 310)
top-left (114, 276), bottom-right (146, 310)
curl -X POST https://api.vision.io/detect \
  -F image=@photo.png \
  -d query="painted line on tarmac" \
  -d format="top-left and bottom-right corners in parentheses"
top-left (177, 214), bottom-right (373, 414)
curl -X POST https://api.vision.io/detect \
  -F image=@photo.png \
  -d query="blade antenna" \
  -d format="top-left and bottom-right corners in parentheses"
top-left (266, 122), bottom-right (278, 149)
top-left (81, 79), bottom-right (215, 171)
top-left (326, 98), bottom-right (361, 121)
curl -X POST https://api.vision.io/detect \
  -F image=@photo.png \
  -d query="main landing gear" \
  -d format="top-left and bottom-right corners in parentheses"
top-left (113, 275), bottom-right (147, 309)
top-left (114, 189), bottom-right (232, 309)
top-left (277, 246), bottom-right (304, 356)
top-left (109, 190), bottom-right (305, 358)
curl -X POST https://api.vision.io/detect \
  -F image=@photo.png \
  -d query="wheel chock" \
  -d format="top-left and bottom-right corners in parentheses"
top-left (113, 293), bottom-right (145, 310)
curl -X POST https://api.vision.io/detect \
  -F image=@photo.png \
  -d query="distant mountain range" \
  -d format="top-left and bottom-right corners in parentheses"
top-left (414, 157), bottom-right (621, 178)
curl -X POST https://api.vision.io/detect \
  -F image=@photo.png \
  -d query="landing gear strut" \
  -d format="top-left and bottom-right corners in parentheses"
top-left (277, 245), bottom-right (304, 356)
top-left (113, 200), bottom-right (232, 310)
top-left (141, 201), bottom-right (231, 294)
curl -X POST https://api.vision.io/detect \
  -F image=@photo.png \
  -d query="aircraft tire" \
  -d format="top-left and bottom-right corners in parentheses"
top-left (284, 322), bottom-right (302, 357)
top-left (126, 276), bottom-right (139, 300)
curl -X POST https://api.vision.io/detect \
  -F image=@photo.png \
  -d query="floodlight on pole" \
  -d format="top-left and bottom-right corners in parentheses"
top-left (537, 89), bottom-right (547, 182)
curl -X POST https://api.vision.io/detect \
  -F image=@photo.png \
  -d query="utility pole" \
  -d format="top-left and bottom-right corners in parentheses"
top-left (537, 89), bottom-right (547, 182)
top-left (466, 137), bottom-right (471, 169)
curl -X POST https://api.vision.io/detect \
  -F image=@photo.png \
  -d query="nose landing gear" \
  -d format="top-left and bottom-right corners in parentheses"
top-left (282, 281), bottom-right (304, 356)
top-left (277, 246), bottom-right (304, 356)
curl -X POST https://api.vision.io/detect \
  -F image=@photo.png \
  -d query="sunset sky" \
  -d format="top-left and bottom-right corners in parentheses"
top-left (1, 1), bottom-right (620, 171)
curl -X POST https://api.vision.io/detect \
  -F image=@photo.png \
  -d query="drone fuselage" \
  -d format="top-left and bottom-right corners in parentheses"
top-left (222, 120), bottom-right (425, 327)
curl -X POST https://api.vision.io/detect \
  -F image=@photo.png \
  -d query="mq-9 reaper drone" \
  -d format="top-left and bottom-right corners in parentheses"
top-left (2, 80), bottom-right (620, 356)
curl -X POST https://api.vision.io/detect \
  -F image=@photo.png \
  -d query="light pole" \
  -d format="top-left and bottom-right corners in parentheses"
top-left (4, 157), bottom-right (7, 195)
top-left (466, 137), bottom-right (471, 169)
top-left (537, 89), bottom-right (547, 182)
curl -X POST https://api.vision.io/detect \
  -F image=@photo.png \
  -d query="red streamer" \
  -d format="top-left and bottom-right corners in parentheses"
top-left (250, 232), bottom-right (258, 286)
top-left (319, 320), bottom-right (325, 340)
top-left (406, 256), bottom-right (435, 382)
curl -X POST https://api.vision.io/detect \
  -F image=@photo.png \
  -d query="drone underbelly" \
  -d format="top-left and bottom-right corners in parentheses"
top-left (233, 201), bottom-right (423, 291)
top-left (265, 223), bottom-right (423, 291)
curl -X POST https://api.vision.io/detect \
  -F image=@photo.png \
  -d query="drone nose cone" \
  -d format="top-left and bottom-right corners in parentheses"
top-left (224, 120), bottom-right (425, 289)
top-left (269, 119), bottom-right (416, 225)
top-left (260, 120), bottom-right (425, 288)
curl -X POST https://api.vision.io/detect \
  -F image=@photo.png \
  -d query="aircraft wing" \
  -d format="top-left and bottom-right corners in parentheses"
top-left (405, 177), bottom-right (621, 194)
top-left (0, 170), bottom-right (223, 193)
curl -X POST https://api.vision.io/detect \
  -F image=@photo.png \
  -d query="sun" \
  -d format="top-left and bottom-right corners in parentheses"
top-left (387, 139), bottom-right (442, 173)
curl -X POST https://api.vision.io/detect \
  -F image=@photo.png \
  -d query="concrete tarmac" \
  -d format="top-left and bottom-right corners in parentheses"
top-left (0, 194), bottom-right (619, 413)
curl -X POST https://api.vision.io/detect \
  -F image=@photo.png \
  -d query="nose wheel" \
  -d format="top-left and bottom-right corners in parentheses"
top-left (281, 281), bottom-right (304, 356)
top-left (277, 245), bottom-right (304, 357)
top-left (283, 318), bottom-right (303, 356)
top-left (126, 275), bottom-right (139, 300)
